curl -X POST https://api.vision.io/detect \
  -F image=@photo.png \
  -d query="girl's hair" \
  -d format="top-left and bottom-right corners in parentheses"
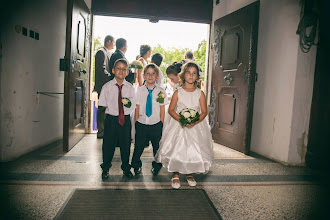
top-left (166, 62), bottom-right (182, 76)
top-left (140, 44), bottom-right (151, 57)
top-left (144, 63), bottom-right (159, 75)
top-left (178, 61), bottom-right (201, 87)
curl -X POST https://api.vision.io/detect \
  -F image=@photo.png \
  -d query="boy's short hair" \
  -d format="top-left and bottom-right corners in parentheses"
top-left (104, 35), bottom-right (114, 46)
top-left (113, 58), bottom-right (128, 69)
top-left (151, 53), bottom-right (163, 67)
top-left (116, 38), bottom-right (127, 50)
top-left (144, 63), bottom-right (159, 75)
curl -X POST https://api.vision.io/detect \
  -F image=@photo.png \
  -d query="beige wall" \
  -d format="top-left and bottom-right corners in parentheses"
top-left (0, 0), bottom-right (68, 161)
top-left (209, 0), bottom-right (316, 164)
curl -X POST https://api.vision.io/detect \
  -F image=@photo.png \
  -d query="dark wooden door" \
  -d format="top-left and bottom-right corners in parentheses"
top-left (63, 0), bottom-right (90, 152)
top-left (209, 2), bottom-right (259, 154)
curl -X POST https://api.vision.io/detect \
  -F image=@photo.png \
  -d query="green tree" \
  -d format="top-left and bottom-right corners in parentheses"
top-left (93, 36), bottom-right (102, 56)
top-left (153, 40), bottom-right (207, 82)
top-left (92, 36), bottom-right (103, 82)
top-left (153, 44), bottom-right (190, 79)
top-left (194, 40), bottom-right (206, 74)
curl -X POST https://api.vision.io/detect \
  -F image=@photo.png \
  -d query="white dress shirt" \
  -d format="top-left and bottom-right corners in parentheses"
top-left (136, 84), bottom-right (169, 125)
top-left (99, 78), bottom-right (136, 116)
top-left (156, 69), bottom-right (165, 89)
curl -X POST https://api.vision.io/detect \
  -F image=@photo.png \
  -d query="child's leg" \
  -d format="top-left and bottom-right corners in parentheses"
top-left (101, 115), bottom-right (118, 172)
top-left (117, 115), bottom-right (132, 172)
top-left (131, 122), bottom-right (148, 169)
top-left (149, 121), bottom-right (163, 171)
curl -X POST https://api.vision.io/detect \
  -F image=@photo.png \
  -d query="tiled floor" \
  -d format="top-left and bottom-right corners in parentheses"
top-left (0, 134), bottom-right (328, 219)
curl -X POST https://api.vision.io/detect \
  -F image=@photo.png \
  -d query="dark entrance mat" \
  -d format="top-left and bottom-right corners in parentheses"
top-left (54, 189), bottom-right (222, 220)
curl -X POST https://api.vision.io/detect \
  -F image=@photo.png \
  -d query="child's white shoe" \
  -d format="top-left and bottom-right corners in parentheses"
top-left (171, 177), bottom-right (180, 189)
top-left (186, 175), bottom-right (197, 187)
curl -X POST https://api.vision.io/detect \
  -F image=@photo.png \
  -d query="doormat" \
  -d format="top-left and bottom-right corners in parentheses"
top-left (54, 189), bottom-right (222, 220)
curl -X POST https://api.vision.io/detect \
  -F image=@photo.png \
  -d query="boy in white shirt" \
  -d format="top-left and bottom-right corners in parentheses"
top-left (98, 59), bottom-right (136, 180)
top-left (131, 63), bottom-right (168, 177)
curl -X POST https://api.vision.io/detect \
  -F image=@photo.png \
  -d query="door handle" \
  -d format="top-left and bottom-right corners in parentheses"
top-left (79, 69), bottom-right (87, 74)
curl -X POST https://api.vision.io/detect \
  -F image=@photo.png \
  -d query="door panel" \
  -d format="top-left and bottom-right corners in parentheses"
top-left (64, 0), bottom-right (90, 152)
top-left (210, 2), bottom-right (259, 154)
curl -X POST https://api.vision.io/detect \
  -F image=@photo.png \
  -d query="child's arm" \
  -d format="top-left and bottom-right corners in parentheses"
top-left (168, 90), bottom-right (181, 121)
top-left (160, 105), bottom-right (165, 123)
top-left (193, 91), bottom-right (207, 125)
top-left (137, 69), bottom-right (143, 86)
top-left (135, 104), bottom-right (140, 122)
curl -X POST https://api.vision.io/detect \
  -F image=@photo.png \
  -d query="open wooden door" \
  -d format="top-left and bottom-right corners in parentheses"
top-left (63, 0), bottom-right (90, 152)
top-left (209, 2), bottom-right (259, 154)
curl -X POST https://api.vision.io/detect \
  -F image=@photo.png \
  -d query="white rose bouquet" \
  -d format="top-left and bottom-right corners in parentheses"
top-left (121, 98), bottom-right (132, 108)
top-left (156, 91), bottom-right (166, 103)
top-left (129, 60), bottom-right (143, 72)
top-left (179, 108), bottom-right (200, 127)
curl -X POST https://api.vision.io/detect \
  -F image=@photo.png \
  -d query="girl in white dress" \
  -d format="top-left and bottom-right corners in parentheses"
top-left (156, 61), bottom-right (214, 189)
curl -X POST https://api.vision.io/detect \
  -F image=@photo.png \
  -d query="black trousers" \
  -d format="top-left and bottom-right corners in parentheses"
top-left (97, 106), bottom-right (106, 137)
top-left (131, 121), bottom-right (163, 169)
top-left (101, 114), bottom-right (131, 172)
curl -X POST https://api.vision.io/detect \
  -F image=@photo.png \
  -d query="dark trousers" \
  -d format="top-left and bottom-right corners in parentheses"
top-left (101, 114), bottom-right (131, 172)
top-left (131, 121), bottom-right (163, 169)
top-left (97, 106), bottom-right (106, 137)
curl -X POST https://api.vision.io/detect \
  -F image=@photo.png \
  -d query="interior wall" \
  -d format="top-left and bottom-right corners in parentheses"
top-left (209, 0), bottom-right (316, 164)
top-left (0, 0), bottom-right (68, 161)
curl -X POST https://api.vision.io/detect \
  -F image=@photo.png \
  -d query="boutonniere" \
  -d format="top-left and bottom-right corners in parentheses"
top-left (122, 98), bottom-right (132, 108)
top-left (156, 91), bottom-right (166, 103)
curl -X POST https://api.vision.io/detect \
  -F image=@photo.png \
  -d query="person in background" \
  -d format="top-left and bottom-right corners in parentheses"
top-left (94, 35), bottom-right (115, 139)
top-left (164, 62), bottom-right (182, 100)
top-left (151, 53), bottom-right (164, 88)
top-left (137, 44), bottom-right (152, 86)
top-left (109, 38), bottom-right (135, 84)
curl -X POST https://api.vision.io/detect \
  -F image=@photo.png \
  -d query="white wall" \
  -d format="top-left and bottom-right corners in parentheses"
top-left (209, 0), bottom-right (316, 164)
top-left (0, 0), bottom-right (67, 161)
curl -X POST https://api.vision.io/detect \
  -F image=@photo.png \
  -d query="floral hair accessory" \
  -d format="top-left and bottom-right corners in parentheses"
top-left (122, 98), bottom-right (132, 108)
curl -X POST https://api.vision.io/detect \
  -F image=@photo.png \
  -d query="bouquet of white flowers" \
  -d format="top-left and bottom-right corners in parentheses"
top-left (129, 60), bottom-right (143, 72)
top-left (179, 108), bottom-right (200, 126)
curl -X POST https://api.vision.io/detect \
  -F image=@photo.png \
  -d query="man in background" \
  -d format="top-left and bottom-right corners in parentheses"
top-left (109, 38), bottom-right (134, 84)
top-left (94, 35), bottom-right (115, 138)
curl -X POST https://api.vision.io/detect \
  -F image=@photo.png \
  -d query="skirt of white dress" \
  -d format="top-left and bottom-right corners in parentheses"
top-left (156, 115), bottom-right (214, 174)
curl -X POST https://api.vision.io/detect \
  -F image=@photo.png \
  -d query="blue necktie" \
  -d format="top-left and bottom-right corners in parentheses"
top-left (146, 89), bottom-right (153, 117)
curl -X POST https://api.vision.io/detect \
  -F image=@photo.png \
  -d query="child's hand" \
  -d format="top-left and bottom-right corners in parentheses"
top-left (185, 122), bottom-right (195, 128)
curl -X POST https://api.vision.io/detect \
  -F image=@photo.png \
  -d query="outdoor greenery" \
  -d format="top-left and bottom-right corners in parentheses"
top-left (153, 39), bottom-right (206, 80)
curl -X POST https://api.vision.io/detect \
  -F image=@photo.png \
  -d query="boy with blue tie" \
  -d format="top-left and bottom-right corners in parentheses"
top-left (131, 63), bottom-right (168, 176)
top-left (98, 58), bottom-right (136, 180)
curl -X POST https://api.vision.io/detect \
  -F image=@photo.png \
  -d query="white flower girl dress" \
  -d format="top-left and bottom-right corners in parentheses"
top-left (156, 87), bottom-right (214, 174)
